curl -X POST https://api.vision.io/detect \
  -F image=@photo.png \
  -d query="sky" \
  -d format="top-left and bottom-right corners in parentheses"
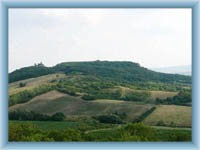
top-left (9, 8), bottom-right (191, 72)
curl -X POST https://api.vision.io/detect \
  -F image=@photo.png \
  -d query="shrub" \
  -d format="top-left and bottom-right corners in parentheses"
top-left (120, 123), bottom-right (157, 141)
top-left (170, 121), bottom-right (176, 127)
top-left (51, 112), bottom-right (65, 121)
top-left (82, 95), bottom-right (96, 101)
top-left (47, 128), bottom-right (82, 141)
top-left (19, 82), bottom-right (26, 87)
top-left (121, 91), bottom-right (151, 102)
top-left (94, 115), bottom-right (123, 124)
top-left (113, 111), bottom-right (127, 120)
top-left (9, 123), bottom-right (45, 141)
top-left (156, 120), bottom-right (165, 126)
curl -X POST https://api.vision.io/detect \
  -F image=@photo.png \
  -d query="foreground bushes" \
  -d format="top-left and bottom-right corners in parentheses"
top-left (119, 123), bottom-right (156, 141)
top-left (9, 122), bottom-right (191, 142)
top-left (9, 123), bottom-right (81, 141)
top-left (48, 129), bottom-right (82, 141)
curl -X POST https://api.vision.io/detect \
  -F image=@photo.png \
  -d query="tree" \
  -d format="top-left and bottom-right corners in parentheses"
top-left (51, 112), bottom-right (65, 121)
top-left (19, 82), bottom-right (26, 87)
top-left (95, 115), bottom-right (123, 124)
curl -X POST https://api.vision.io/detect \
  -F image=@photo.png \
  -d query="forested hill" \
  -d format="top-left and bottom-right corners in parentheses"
top-left (9, 61), bottom-right (191, 84)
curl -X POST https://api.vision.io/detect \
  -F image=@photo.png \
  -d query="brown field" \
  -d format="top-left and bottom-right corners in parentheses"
top-left (9, 90), bottom-right (67, 110)
top-left (9, 90), bottom-right (153, 122)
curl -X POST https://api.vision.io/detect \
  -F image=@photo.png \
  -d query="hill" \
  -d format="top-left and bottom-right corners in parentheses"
top-left (9, 61), bottom-right (191, 84)
top-left (8, 61), bottom-right (192, 142)
top-left (8, 61), bottom-right (192, 107)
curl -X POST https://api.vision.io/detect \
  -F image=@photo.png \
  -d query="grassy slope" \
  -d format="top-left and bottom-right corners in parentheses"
top-left (150, 90), bottom-right (178, 100)
top-left (10, 90), bottom-right (192, 127)
top-left (143, 105), bottom-right (192, 127)
top-left (9, 90), bottom-right (67, 111)
top-left (9, 73), bottom-right (66, 95)
top-left (116, 86), bottom-right (177, 101)
top-left (9, 90), bottom-right (152, 122)
top-left (8, 69), bottom-right (191, 128)
top-left (9, 74), bottom-right (178, 100)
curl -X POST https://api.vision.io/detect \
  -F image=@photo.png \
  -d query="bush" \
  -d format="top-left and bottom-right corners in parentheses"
top-left (19, 82), bottom-right (26, 87)
top-left (56, 86), bottom-right (77, 96)
top-left (9, 123), bottom-right (46, 141)
top-left (51, 112), bottom-right (65, 121)
top-left (47, 128), bottom-right (82, 141)
top-left (121, 91), bottom-right (151, 102)
top-left (82, 95), bottom-right (96, 101)
top-left (120, 123), bottom-right (157, 141)
top-left (94, 115), bottom-right (123, 124)
top-left (113, 111), bottom-right (127, 120)
top-left (9, 123), bottom-right (82, 141)
top-left (156, 120), bottom-right (165, 126)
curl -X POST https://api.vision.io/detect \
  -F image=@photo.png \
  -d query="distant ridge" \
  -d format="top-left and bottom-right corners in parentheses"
top-left (9, 61), bottom-right (191, 84)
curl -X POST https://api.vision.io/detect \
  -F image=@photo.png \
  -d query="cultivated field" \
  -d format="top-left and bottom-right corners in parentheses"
top-left (150, 91), bottom-right (178, 100)
top-left (143, 105), bottom-right (192, 127)
top-left (9, 90), bottom-right (153, 122)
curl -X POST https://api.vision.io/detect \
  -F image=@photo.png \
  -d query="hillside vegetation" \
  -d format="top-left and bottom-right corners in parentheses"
top-left (8, 61), bottom-right (192, 141)
top-left (9, 121), bottom-right (191, 141)
top-left (9, 61), bottom-right (191, 84)
top-left (9, 73), bottom-right (66, 95)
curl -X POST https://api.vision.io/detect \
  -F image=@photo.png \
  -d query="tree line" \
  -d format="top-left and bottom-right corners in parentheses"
top-left (9, 110), bottom-right (65, 121)
top-left (155, 90), bottom-right (192, 106)
top-left (9, 61), bottom-right (191, 85)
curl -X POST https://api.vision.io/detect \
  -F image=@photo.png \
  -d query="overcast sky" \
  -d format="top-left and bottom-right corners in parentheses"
top-left (9, 8), bottom-right (191, 72)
